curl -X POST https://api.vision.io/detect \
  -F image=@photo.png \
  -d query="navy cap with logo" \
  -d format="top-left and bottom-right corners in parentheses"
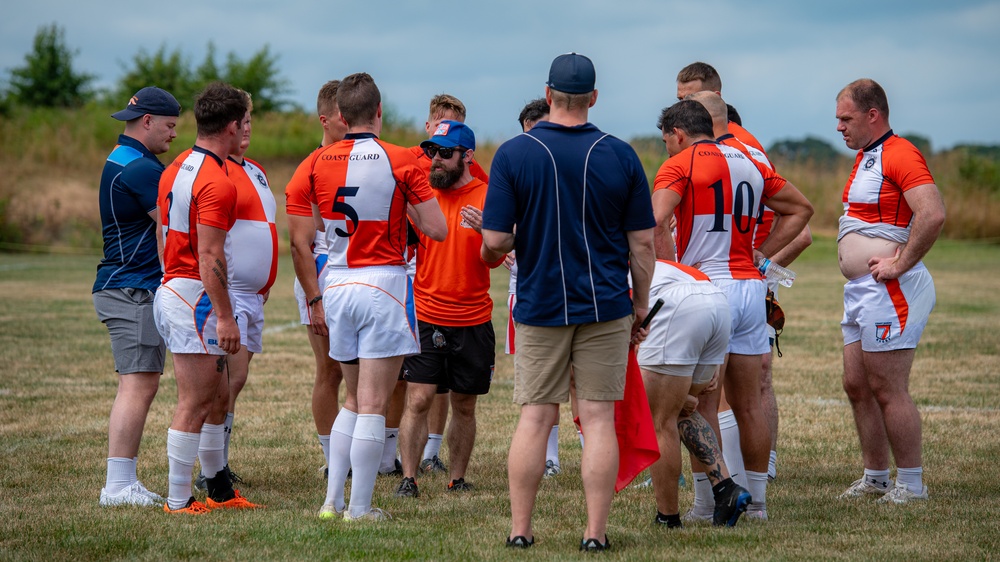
top-left (420, 120), bottom-right (476, 151)
top-left (111, 87), bottom-right (181, 121)
top-left (546, 53), bottom-right (596, 94)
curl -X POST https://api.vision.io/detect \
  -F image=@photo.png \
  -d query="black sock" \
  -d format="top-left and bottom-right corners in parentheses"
top-left (712, 477), bottom-right (735, 501)
top-left (655, 512), bottom-right (682, 528)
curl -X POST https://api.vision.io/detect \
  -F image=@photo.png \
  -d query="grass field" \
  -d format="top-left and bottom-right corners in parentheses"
top-left (1, 236), bottom-right (999, 561)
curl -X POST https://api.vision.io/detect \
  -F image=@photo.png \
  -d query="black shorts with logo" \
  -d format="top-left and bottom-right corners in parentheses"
top-left (402, 320), bottom-right (495, 395)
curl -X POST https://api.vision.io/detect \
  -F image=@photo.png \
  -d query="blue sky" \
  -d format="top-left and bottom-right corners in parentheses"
top-left (3, 1), bottom-right (998, 152)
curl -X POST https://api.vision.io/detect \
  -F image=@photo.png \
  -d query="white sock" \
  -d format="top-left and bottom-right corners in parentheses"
top-left (768, 450), bottom-right (777, 480)
top-left (423, 433), bottom-right (443, 460)
top-left (318, 434), bottom-right (331, 466)
top-left (691, 472), bottom-right (713, 515)
top-left (166, 429), bottom-right (200, 510)
top-left (545, 425), bottom-right (560, 466)
top-left (719, 410), bottom-right (747, 489)
top-left (863, 468), bottom-right (892, 490)
top-left (198, 423), bottom-right (226, 480)
top-left (104, 457), bottom-right (133, 494)
top-left (746, 470), bottom-right (768, 511)
top-left (223, 412), bottom-right (234, 465)
top-left (380, 427), bottom-right (399, 472)
top-left (577, 429), bottom-right (585, 449)
top-left (347, 414), bottom-right (385, 518)
top-left (895, 467), bottom-right (923, 490)
top-left (325, 409), bottom-right (357, 509)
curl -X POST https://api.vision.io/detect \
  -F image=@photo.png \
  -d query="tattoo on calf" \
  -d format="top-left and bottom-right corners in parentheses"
top-left (678, 413), bottom-right (725, 482)
top-left (216, 357), bottom-right (226, 373)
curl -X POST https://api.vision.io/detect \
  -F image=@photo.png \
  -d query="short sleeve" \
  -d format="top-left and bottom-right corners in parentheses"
top-left (482, 147), bottom-right (516, 233)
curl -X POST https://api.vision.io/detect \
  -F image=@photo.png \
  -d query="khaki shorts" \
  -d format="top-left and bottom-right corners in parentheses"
top-left (512, 315), bottom-right (633, 404)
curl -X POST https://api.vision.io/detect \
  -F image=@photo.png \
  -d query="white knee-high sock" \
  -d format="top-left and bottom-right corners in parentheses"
top-left (719, 410), bottom-right (747, 489)
top-left (380, 427), bottom-right (399, 472)
top-left (347, 414), bottom-right (385, 518)
top-left (691, 472), bottom-right (714, 515)
top-left (223, 412), bottom-right (234, 464)
top-left (318, 434), bottom-right (331, 466)
top-left (746, 470), bottom-right (768, 511)
top-left (546, 425), bottom-right (560, 466)
top-left (198, 423), bottom-right (226, 479)
top-left (166, 429), bottom-right (200, 510)
top-left (423, 433), bottom-right (443, 460)
top-left (104, 457), bottom-right (133, 494)
top-left (325, 409), bottom-right (357, 509)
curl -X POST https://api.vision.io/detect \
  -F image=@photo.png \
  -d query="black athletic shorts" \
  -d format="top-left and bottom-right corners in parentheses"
top-left (402, 320), bottom-right (495, 395)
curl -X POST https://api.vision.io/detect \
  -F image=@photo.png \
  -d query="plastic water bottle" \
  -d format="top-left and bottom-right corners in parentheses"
top-left (758, 258), bottom-right (795, 288)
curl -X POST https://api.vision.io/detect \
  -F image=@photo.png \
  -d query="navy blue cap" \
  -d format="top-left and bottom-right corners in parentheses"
top-left (546, 53), bottom-right (596, 94)
top-left (112, 87), bottom-right (181, 121)
top-left (420, 120), bottom-right (476, 151)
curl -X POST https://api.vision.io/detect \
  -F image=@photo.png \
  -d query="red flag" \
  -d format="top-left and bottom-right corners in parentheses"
top-left (575, 345), bottom-right (660, 492)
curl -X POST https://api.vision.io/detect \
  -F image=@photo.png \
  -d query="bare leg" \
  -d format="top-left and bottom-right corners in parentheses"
top-left (399, 382), bottom-right (436, 478)
top-left (309, 328), bottom-right (342, 434)
top-left (108, 372), bottom-right (160, 458)
top-left (641, 368), bottom-right (689, 515)
top-left (447, 392), bottom-right (478, 481)
top-left (842, 342), bottom-right (890, 470)
top-left (723, 353), bottom-right (769, 473)
top-left (760, 349), bottom-right (778, 453)
top-left (508, 404), bottom-right (558, 540)
top-left (577, 398), bottom-right (618, 541)
top-left (864, 348), bottom-right (921, 468)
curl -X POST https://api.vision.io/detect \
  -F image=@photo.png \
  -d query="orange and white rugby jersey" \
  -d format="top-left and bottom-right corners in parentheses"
top-left (158, 147), bottom-right (238, 283)
top-left (654, 140), bottom-right (786, 280)
top-left (285, 133), bottom-right (435, 268)
top-left (409, 145), bottom-right (490, 184)
top-left (839, 131), bottom-right (934, 243)
top-left (413, 177), bottom-right (504, 326)
top-left (227, 157), bottom-right (278, 295)
top-left (718, 133), bottom-right (776, 250)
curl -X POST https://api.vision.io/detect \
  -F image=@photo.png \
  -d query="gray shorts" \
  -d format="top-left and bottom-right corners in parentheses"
top-left (93, 288), bottom-right (166, 374)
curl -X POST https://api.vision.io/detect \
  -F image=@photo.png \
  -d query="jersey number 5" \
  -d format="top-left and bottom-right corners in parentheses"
top-left (332, 186), bottom-right (360, 237)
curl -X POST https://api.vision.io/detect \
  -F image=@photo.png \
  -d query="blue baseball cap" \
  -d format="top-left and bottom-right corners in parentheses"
top-left (112, 87), bottom-right (181, 121)
top-left (420, 120), bottom-right (476, 151)
top-left (547, 53), bottom-right (596, 94)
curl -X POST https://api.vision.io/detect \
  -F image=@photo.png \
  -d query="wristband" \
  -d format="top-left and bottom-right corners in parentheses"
top-left (308, 295), bottom-right (323, 306)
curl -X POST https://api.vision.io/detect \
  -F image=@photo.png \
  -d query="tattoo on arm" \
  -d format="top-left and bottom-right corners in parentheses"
top-left (212, 259), bottom-right (228, 289)
top-left (678, 412), bottom-right (725, 482)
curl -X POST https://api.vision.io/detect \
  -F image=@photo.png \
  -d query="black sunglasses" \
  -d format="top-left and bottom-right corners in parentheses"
top-left (423, 145), bottom-right (465, 159)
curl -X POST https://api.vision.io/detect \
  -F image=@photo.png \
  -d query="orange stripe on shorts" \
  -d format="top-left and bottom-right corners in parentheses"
top-left (884, 278), bottom-right (909, 335)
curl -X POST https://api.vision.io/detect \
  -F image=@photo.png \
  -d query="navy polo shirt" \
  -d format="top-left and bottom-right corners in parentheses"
top-left (482, 121), bottom-right (655, 326)
top-left (93, 134), bottom-right (165, 293)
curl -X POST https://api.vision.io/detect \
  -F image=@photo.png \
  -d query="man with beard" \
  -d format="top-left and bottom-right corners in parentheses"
top-left (394, 121), bottom-right (504, 498)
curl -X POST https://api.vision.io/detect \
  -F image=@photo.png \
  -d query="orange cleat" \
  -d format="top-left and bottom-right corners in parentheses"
top-left (163, 497), bottom-right (211, 515)
top-left (206, 490), bottom-right (263, 510)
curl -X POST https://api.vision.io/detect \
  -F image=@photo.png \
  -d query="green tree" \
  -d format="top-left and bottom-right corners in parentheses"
top-left (6, 23), bottom-right (94, 108)
top-left (768, 136), bottom-right (843, 165)
top-left (221, 45), bottom-right (293, 113)
top-left (115, 45), bottom-right (196, 109)
top-left (902, 133), bottom-right (932, 156)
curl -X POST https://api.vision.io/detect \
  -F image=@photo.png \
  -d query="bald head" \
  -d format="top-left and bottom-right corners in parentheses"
top-left (685, 91), bottom-right (728, 138)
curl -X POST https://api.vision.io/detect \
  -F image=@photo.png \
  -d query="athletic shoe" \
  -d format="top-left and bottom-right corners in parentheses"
top-left (745, 505), bottom-right (769, 521)
top-left (206, 490), bottom-right (263, 510)
top-left (343, 507), bottom-right (391, 522)
top-left (163, 497), bottom-right (211, 515)
top-left (506, 535), bottom-right (534, 548)
top-left (632, 476), bottom-right (653, 489)
top-left (447, 477), bottom-right (474, 492)
top-left (654, 512), bottom-right (683, 528)
top-left (543, 460), bottom-right (562, 478)
top-left (395, 477), bottom-right (419, 498)
top-left (682, 507), bottom-right (713, 522)
top-left (193, 471), bottom-right (207, 492)
top-left (712, 484), bottom-right (752, 527)
top-left (100, 482), bottom-right (162, 507)
top-left (419, 455), bottom-right (447, 474)
top-left (876, 482), bottom-right (929, 504)
top-left (318, 501), bottom-right (344, 520)
top-left (223, 464), bottom-right (247, 487)
top-left (134, 481), bottom-right (165, 504)
top-left (379, 458), bottom-right (403, 476)
top-left (580, 536), bottom-right (610, 552)
top-left (839, 477), bottom-right (892, 499)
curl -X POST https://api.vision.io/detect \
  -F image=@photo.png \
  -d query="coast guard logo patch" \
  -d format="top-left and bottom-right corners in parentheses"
top-left (434, 122), bottom-right (451, 136)
top-left (875, 322), bottom-right (892, 343)
top-left (864, 157), bottom-right (876, 170)
top-left (255, 172), bottom-right (268, 188)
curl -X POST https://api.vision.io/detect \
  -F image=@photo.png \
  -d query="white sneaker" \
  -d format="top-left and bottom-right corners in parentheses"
top-left (838, 477), bottom-right (892, 499)
top-left (745, 505), bottom-right (769, 521)
top-left (544, 460), bottom-right (561, 478)
top-left (343, 507), bottom-right (391, 522)
top-left (681, 507), bottom-right (712, 522)
top-left (134, 481), bottom-right (165, 504)
top-left (877, 482), bottom-right (928, 504)
top-left (318, 501), bottom-right (344, 520)
top-left (99, 482), bottom-right (161, 507)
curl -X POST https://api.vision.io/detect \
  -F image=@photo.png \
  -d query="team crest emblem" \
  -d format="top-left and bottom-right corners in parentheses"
top-left (875, 322), bottom-right (892, 343)
top-left (864, 157), bottom-right (876, 170)
top-left (255, 172), bottom-right (268, 187)
top-left (434, 122), bottom-right (451, 136)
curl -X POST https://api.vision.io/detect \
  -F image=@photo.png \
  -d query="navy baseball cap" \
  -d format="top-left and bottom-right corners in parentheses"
top-left (547, 53), bottom-right (596, 94)
top-left (112, 87), bottom-right (181, 121)
top-left (420, 120), bottom-right (476, 150)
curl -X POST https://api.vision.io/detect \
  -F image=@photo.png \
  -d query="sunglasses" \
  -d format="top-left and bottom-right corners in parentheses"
top-left (422, 145), bottom-right (465, 159)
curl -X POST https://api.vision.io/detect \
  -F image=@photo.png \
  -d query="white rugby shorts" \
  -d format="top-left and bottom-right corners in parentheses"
top-left (842, 262), bottom-right (935, 352)
top-left (323, 265), bottom-right (419, 361)
top-left (153, 277), bottom-right (229, 355)
top-left (637, 284), bottom-right (731, 384)
top-left (232, 290), bottom-right (265, 353)
top-left (713, 278), bottom-right (769, 356)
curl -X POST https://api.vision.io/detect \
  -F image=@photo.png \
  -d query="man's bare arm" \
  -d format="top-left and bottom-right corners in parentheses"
top-left (410, 199), bottom-right (448, 242)
top-left (288, 213), bottom-right (327, 337)
top-left (196, 223), bottom-right (239, 354)
top-left (652, 189), bottom-right (680, 261)
top-left (756, 182), bottom-right (814, 261)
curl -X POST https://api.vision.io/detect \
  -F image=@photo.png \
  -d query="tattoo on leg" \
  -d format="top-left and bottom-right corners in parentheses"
top-left (678, 412), bottom-right (725, 482)
top-left (216, 356), bottom-right (226, 373)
